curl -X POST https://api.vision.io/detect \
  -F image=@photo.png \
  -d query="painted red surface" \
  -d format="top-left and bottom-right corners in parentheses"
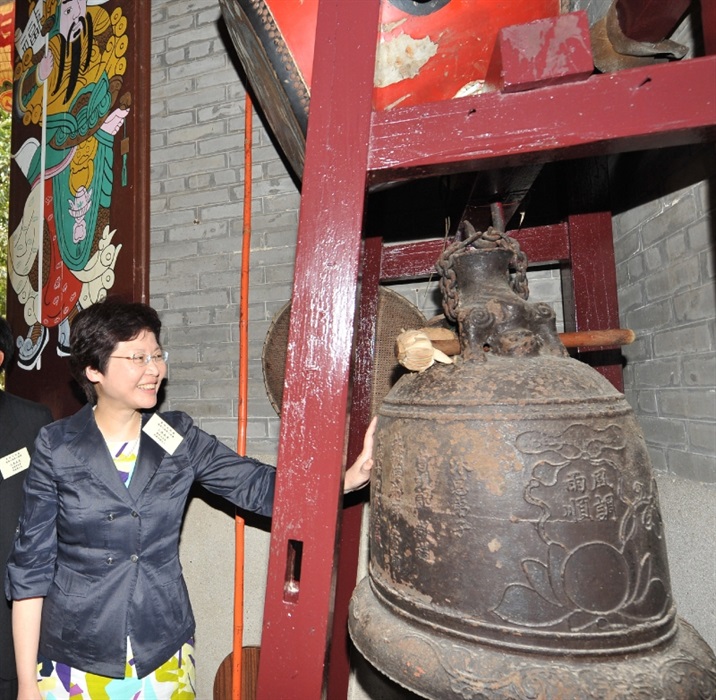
top-left (367, 56), bottom-right (716, 185)
top-left (264, 0), bottom-right (560, 110)
top-left (703, 0), bottom-right (716, 55)
top-left (485, 11), bottom-right (594, 93)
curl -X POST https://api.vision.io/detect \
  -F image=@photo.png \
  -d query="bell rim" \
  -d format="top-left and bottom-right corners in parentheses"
top-left (349, 577), bottom-right (716, 700)
top-left (365, 568), bottom-right (679, 657)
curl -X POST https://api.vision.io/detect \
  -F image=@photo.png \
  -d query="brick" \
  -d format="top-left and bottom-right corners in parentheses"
top-left (152, 274), bottom-right (199, 295)
top-left (665, 231), bottom-right (687, 260)
top-left (688, 421), bottom-right (716, 452)
top-left (613, 227), bottom-right (641, 265)
top-left (643, 246), bottom-right (663, 272)
top-left (152, 143), bottom-right (197, 164)
top-left (702, 248), bottom-right (715, 282)
top-left (667, 449), bottom-right (716, 483)
top-left (151, 240), bottom-right (200, 261)
top-left (198, 103), bottom-right (243, 124)
top-left (638, 416), bottom-right (687, 448)
top-left (167, 121), bottom-right (227, 146)
top-left (635, 389), bottom-right (658, 414)
top-left (167, 25), bottom-right (220, 53)
top-left (614, 198), bottom-right (660, 236)
top-left (653, 324), bottom-right (711, 358)
top-left (168, 188), bottom-right (232, 210)
top-left (634, 358), bottom-right (680, 387)
top-left (152, 15), bottom-right (194, 40)
top-left (161, 382), bottom-right (199, 400)
top-left (166, 0), bottom-right (217, 18)
top-left (160, 308), bottom-right (213, 328)
top-left (164, 48), bottom-right (187, 66)
top-left (642, 195), bottom-right (697, 248)
top-left (174, 399), bottom-right (233, 418)
top-left (197, 134), bottom-right (245, 158)
top-left (167, 154), bottom-right (226, 178)
top-left (197, 202), bottom-right (246, 222)
top-left (168, 222), bottom-right (230, 244)
top-left (659, 388), bottom-right (716, 421)
top-left (644, 256), bottom-right (701, 301)
top-left (624, 299), bottom-right (673, 333)
top-left (673, 286), bottom-right (716, 324)
top-left (617, 280), bottom-right (644, 313)
top-left (152, 80), bottom-right (194, 102)
top-left (646, 446), bottom-right (668, 472)
top-left (167, 86), bottom-right (227, 114)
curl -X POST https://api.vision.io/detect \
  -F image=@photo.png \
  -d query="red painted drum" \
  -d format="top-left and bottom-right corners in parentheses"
top-left (220, 0), bottom-right (560, 178)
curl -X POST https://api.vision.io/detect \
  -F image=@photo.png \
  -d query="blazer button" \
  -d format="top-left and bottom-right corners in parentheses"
top-left (131, 511), bottom-right (139, 518)
top-left (106, 556), bottom-right (114, 565)
top-left (130, 554), bottom-right (139, 563)
top-left (107, 514), bottom-right (115, 521)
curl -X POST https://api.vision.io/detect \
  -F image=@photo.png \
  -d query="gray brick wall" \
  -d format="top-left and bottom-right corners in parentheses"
top-left (151, 1), bottom-right (296, 457)
top-left (614, 178), bottom-right (716, 482)
top-left (151, 3), bottom-right (297, 695)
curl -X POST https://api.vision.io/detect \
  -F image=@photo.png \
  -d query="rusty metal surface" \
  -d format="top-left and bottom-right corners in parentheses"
top-left (348, 233), bottom-right (716, 699)
top-left (591, 0), bottom-right (688, 73)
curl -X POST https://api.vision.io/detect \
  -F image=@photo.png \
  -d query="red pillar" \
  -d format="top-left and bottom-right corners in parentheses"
top-left (255, 1), bottom-right (382, 698)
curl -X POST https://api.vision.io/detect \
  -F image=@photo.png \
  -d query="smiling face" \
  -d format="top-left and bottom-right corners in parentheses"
top-left (85, 330), bottom-right (166, 415)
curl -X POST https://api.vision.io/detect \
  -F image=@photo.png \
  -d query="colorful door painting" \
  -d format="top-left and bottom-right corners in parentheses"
top-left (5, 0), bottom-right (149, 416)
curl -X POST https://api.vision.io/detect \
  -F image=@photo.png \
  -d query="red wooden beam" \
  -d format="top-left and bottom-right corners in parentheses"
top-left (368, 55), bottom-right (716, 185)
top-left (379, 223), bottom-right (569, 281)
top-left (255, 0), bottom-right (381, 697)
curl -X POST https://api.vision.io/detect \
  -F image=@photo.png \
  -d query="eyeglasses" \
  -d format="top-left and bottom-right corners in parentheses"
top-left (110, 351), bottom-right (169, 366)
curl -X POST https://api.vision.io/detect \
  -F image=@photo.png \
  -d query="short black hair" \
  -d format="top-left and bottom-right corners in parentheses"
top-left (0, 316), bottom-right (14, 373)
top-left (69, 298), bottom-right (162, 404)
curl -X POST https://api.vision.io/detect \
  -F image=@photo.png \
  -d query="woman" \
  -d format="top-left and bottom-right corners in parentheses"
top-left (5, 299), bottom-right (374, 699)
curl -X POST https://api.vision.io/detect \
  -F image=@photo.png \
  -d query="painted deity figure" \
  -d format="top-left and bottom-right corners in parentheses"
top-left (8, 0), bottom-right (128, 369)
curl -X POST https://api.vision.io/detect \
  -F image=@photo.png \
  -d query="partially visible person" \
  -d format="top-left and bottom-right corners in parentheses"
top-left (0, 317), bottom-right (53, 700)
top-left (5, 298), bottom-right (374, 699)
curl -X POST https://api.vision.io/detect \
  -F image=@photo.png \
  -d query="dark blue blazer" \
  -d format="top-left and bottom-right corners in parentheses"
top-left (0, 391), bottom-right (53, 682)
top-left (5, 403), bottom-right (275, 679)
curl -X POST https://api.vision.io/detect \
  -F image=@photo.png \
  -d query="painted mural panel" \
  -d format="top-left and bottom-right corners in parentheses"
top-left (5, 0), bottom-right (149, 416)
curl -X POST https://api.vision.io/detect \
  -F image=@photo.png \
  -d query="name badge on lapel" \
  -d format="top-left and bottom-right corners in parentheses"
top-left (0, 447), bottom-right (31, 480)
top-left (143, 414), bottom-right (184, 455)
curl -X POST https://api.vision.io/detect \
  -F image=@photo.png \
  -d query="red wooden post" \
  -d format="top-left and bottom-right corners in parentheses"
top-left (703, 0), bottom-right (716, 55)
top-left (563, 158), bottom-right (623, 391)
top-left (255, 0), bottom-right (382, 697)
top-left (565, 211), bottom-right (624, 391)
top-left (326, 236), bottom-right (383, 699)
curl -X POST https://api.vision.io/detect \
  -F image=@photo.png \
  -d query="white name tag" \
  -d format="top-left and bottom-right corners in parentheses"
top-left (0, 447), bottom-right (31, 480)
top-left (143, 414), bottom-right (184, 455)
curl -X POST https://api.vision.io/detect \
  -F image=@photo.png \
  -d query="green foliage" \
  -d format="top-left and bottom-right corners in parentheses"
top-left (0, 107), bottom-right (9, 317)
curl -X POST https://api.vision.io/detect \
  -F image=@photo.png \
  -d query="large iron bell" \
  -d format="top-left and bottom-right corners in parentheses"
top-left (349, 226), bottom-right (716, 699)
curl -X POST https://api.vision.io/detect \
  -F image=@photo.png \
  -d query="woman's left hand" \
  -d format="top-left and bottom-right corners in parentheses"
top-left (343, 416), bottom-right (377, 493)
